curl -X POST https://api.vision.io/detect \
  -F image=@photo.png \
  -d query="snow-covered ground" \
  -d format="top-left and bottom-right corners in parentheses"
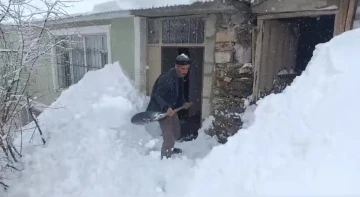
top-left (185, 28), bottom-right (360, 196)
top-left (3, 28), bottom-right (360, 196)
top-left (4, 60), bottom-right (219, 197)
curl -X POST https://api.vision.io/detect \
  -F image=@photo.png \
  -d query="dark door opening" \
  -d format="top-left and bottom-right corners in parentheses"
top-left (255, 14), bottom-right (335, 96)
top-left (161, 47), bottom-right (204, 141)
top-left (279, 15), bottom-right (335, 74)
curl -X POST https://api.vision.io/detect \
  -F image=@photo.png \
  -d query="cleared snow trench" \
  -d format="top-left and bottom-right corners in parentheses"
top-left (4, 28), bottom-right (360, 197)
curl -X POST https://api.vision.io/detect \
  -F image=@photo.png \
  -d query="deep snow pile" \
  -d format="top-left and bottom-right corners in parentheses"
top-left (5, 28), bottom-right (360, 197)
top-left (185, 29), bottom-right (360, 196)
top-left (4, 62), bottom-right (219, 197)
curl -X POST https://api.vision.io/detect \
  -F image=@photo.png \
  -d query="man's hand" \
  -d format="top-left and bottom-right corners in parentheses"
top-left (166, 108), bottom-right (175, 116)
top-left (183, 102), bottom-right (192, 109)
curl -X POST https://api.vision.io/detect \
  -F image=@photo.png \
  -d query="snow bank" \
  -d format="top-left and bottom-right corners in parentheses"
top-left (5, 62), bottom-right (218, 197)
top-left (185, 29), bottom-right (360, 196)
top-left (6, 28), bottom-right (360, 197)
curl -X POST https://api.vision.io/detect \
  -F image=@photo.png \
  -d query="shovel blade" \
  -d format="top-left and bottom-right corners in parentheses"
top-left (131, 111), bottom-right (167, 125)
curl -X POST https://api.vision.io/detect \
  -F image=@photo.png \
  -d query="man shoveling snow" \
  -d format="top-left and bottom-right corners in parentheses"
top-left (4, 27), bottom-right (360, 197)
top-left (146, 54), bottom-right (193, 159)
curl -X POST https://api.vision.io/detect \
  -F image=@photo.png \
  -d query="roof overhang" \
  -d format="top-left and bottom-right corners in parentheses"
top-left (130, 1), bottom-right (239, 17)
top-left (251, 0), bottom-right (340, 14)
top-left (43, 10), bottom-right (133, 26)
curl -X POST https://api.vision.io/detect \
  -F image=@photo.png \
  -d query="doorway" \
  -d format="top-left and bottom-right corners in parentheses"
top-left (161, 46), bottom-right (204, 141)
top-left (280, 15), bottom-right (335, 74)
top-left (253, 14), bottom-right (335, 97)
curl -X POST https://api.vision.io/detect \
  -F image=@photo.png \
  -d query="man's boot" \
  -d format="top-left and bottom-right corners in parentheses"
top-left (160, 148), bottom-right (182, 160)
top-left (172, 148), bottom-right (182, 154)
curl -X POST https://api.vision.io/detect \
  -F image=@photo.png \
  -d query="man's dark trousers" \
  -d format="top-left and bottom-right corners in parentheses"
top-left (146, 68), bottom-right (185, 159)
top-left (159, 113), bottom-right (181, 159)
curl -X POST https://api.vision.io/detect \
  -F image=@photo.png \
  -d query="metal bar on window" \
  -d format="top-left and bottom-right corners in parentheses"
top-left (196, 18), bottom-right (199, 43)
top-left (83, 36), bottom-right (88, 72)
top-left (69, 39), bottom-right (74, 84)
top-left (188, 18), bottom-right (191, 43)
top-left (159, 19), bottom-right (163, 45)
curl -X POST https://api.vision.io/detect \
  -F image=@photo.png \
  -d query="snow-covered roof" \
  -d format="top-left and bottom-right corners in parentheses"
top-left (129, 0), bottom-right (240, 17)
top-left (45, 10), bottom-right (132, 25)
top-left (45, 0), bottom-right (254, 24)
top-left (129, 0), bottom-right (215, 10)
top-left (44, 0), bottom-right (213, 25)
top-left (45, 0), bottom-right (228, 24)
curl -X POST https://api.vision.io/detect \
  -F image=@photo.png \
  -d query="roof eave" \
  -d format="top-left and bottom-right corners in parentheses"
top-left (131, 7), bottom-right (238, 17)
top-left (44, 10), bottom-right (133, 26)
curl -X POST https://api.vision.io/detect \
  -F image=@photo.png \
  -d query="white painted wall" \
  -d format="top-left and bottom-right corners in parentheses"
top-left (134, 17), bottom-right (147, 94)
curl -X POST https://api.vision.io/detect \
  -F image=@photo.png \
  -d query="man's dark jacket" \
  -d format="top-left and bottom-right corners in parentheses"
top-left (146, 68), bottom-right (185, 112)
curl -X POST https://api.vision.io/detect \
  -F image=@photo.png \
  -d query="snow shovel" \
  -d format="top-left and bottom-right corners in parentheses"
top-left (131, 106), bottom-right (186, 125)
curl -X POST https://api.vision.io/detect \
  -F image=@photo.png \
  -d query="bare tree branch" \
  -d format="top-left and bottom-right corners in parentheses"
top-left (26, 96), bottom-right (45, 145)
top-left (0, 0), bottom-right (12, 23)
top-left (0, 0), bottom-right (78, 190)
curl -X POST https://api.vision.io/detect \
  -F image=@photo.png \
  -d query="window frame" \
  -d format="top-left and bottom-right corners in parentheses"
top-left (161, 17), bottom-right (205, 44)
top-left (146, 15), bottom-right (206, 47)
top-left (49, 25), bottom-right (112, 90)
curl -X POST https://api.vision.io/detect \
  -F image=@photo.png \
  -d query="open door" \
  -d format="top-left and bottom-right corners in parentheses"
top-left (161, 47), bottom-right (204, 140)
top-left (253, 19), bottom-right (300, 100)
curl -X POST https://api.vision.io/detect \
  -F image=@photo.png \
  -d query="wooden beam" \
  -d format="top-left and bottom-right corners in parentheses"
top-left (252, 19), bottom-right (263, 101)
top-left (345, 0), bottom-right (358, 30)
top-left (257, 10), bottom-right (338, 20)
top-left (334, 0), bottom-right (350, 35)
top-left (252, 0), bottom-right (340, 14)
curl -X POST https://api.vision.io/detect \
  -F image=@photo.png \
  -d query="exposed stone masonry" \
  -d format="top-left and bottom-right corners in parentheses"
top-left (206, 12), bottom-right (254, 143)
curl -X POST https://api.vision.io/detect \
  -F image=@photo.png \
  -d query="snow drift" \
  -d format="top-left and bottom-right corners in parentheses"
top-left (4, 62), bottom-right (218, 197)
top-left (185, 28), bottom-right (360, 196)
top-left (4, 28), bottom-right (360, 197)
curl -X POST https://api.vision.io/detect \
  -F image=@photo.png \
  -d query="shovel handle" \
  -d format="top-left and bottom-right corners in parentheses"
top-left (173, 105), bottom-right (186, 112)
top-left (161, 105), bottom-right (187, 118)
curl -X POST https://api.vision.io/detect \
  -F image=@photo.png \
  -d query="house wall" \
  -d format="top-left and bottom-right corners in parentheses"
top-left (23, 29), bottom-right (62, 106)
top-left (49, 17), bottom-right (138, 83)
top-left (110, 17), bottom-right (135, 80)
top-left (26, 16), bottom-right (141, 106)
top-left (26, 50), bottom-right (61, 105)
top-left (146, 46), bottom-right (161, 95)
top-left (202, 14), bottom-right (217, 120)
top-left (204, 12), bottom-right (254, 141)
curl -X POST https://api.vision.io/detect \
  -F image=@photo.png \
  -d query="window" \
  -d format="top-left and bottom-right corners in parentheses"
top-left (162, 17), bottom-right (204, 44)
top-left (147, 19), bottom-right (159, 44)
top-left (54, 34), bottom-right (108, 89)
top-left (0, 32), bottom-right (19, 67)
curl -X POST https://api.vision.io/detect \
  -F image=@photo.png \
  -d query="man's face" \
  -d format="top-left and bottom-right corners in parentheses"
top-left (175, 64), bottom-right (190, 77)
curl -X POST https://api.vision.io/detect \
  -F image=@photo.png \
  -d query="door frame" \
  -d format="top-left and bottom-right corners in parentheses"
top-left (160, 46), bottom-right (205, 121)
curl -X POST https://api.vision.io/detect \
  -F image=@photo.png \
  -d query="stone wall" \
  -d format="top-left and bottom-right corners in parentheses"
top-left (206, 12), bottom-right (254, 143)
top-left (201, 14), bottom-right (217, 120)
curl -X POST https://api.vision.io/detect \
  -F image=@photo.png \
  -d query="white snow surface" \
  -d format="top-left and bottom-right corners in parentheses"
top-left (186, 28), bottom-right (360, 196)
top-left (4, 28), bottom-right (360, 196)
top-left (5, 62), bottom-right (219, 197)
